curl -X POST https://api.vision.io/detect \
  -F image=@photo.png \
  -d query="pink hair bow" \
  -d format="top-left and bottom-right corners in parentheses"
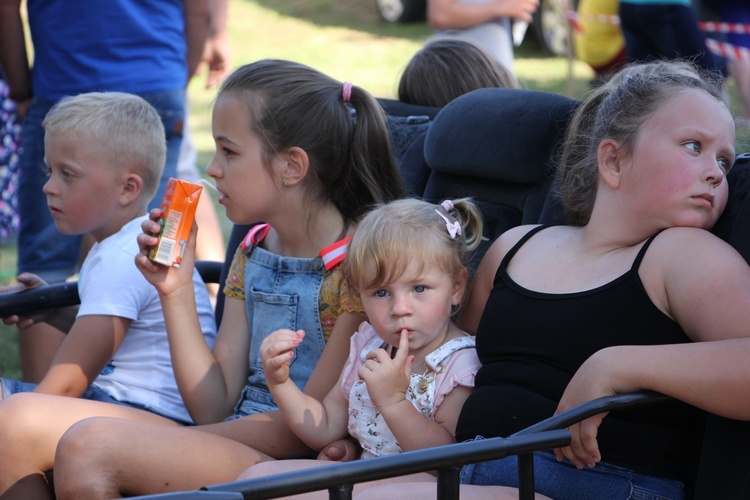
top-left (435, 210), bottom-right (462, 239)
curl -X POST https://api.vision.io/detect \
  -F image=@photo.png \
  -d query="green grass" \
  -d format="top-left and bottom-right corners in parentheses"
top-left (2, 0), bottom-right (749, 378)
top-left (0, 243), bottom-right (18, 378)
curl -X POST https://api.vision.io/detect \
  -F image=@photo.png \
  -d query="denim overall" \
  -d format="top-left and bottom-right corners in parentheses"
top-left (228, 225), bottom-right (329, 419)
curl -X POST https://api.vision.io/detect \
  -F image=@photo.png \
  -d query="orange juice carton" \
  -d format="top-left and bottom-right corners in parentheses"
top-left (148, 178), bottom-right (202, 268)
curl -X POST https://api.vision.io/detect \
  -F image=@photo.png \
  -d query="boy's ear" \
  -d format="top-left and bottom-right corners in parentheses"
top-left (281, 146), bottom-right (309, 186)
top-left (120, 173), bottom-right (144, 205)
top-left (598, 138), bottom-right (624, 189)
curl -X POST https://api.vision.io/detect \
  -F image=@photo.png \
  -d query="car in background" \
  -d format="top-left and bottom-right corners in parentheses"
top-left (375, 0), bottom-right (577, 57)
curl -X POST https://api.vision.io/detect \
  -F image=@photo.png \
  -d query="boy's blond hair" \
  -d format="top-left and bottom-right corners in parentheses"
top-left (42, 92), bottom-right (166, 201)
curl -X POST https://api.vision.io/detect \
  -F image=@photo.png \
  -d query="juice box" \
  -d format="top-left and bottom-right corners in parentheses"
top-left (148, 178), bottom-right (203, 268)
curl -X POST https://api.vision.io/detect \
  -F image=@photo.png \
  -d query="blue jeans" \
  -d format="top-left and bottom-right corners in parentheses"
top-left (460, 438), bottom-right (684, 500)
top-left (618, 2), bottom-right (726, 77)
top-left (16, 89), bottom-right (184, 281)
top-left (1, 378), bottom-right (191, 425)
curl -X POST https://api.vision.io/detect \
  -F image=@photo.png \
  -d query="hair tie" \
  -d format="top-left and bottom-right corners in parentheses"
top-left (440, 200), bottom-right (455, 212)
top-left (435, 209), bottom-right (462, 239)
top-left (342, 82), bottom-right (353, 103)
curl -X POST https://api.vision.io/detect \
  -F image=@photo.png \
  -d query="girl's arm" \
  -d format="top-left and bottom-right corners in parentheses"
top-left (33, 315), bottom-right (130, 398)
top-left (136, 217), bottom-right (249, 424)
top-left (555, 340), bottom-right (750, 469)
top-left (261, 329), bottom-right (351, 450)
top-left (173, 295), bottom-right (250, 423)
top-left (555, 228), bottom-right (750, 468)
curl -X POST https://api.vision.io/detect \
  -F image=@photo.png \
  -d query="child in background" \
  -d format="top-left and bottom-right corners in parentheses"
top-left (398, 37), bottom-right (518, 108)
top-left (392, 37), bottom-right (520, 195)
top-left (0, 92), bottom-right (217, 498)
top-left (233, 198), bottom-right (482, 497)
top-left (48, 59), bottom-right (406, 499)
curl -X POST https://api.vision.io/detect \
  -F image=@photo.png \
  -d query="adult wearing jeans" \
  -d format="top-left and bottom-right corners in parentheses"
top-left (618, 0), bottom-right (725, 76)
top-left (0, 0), bottom-right (211, 382)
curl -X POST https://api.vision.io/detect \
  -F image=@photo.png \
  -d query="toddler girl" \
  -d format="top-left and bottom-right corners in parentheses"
top-left (235, 198), bottom-right (483, 497)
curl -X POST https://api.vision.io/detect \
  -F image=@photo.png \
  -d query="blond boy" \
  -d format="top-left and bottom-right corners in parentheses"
top-left (1, 92), bottom-right (216, 424)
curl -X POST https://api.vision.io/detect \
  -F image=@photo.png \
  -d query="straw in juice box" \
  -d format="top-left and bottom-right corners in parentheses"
top-left (148, 178), bottom-right (203, 267)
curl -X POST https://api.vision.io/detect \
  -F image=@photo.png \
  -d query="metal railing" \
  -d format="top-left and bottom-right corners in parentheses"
top-left (133, 391), bottom-right (666, 500)
top-left (0, 260), bottom-right (223, 318)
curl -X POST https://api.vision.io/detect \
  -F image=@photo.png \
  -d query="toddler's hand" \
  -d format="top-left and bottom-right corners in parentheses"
top-left (317, 437), bottom-right (361, 462)
top-left (261, 329), bottom-right (305, 387)
top-left (358, 329), bottom-right (414, 411)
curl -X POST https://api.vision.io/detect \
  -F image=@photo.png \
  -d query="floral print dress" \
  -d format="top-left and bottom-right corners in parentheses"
top-left (342, 322), bottom-right (480, 459)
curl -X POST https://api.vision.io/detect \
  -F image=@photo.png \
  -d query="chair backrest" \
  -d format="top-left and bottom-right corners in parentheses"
top-left (377, 97), bottom-right (440, 170)
top-left (421, 87), bottom-right (580, 268)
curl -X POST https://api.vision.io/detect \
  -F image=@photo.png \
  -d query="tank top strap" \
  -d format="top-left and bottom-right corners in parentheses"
top-left (630, 228), bottom-right (668, 273)
top-left (496, 225), bottom-right (551, 282)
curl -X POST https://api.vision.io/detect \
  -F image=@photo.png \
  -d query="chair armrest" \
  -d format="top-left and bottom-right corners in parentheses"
top-left (513, 390), bottom-right (671, 436)
top-left (0, 260), bottom-right (224, 319)
top-left (0, 282), bottom-right (80, 318)
top-left (195, 260), bottom-right (223, 285)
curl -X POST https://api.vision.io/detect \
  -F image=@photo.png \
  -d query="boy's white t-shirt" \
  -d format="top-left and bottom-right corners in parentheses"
top-left (76, 215), bottom-right (217, 423)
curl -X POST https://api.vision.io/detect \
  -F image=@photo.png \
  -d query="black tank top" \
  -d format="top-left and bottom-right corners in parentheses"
top-left (456, 225), bottom-right (703, 482)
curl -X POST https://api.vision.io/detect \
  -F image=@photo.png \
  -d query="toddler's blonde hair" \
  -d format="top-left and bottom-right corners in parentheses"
top-left (344, 198), bottom-right (483, 296)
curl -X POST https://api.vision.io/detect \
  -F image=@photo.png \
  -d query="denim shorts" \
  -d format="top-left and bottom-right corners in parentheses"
top-left (460, 437), bottom-right (684, 500)
top-left (1, 378), bottom-right (191, 425)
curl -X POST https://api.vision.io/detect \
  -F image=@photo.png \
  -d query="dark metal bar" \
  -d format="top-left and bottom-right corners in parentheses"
top-left (517, 453), bottom-right (535, 500)
top-left (0, 260), bottom-right (223, 319)
top-left (512, 391), bottom-right (669, 437)
top-left (436, 465), bottom-right (460, 500)
top-left (328, 483), bottom-right (353, 500)
top-left (510, 391), bottom-right (668, 499)
top-left (0, 282), bottom-right (79, 317)
top-left (197, 431), bottom-right (570, 500)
